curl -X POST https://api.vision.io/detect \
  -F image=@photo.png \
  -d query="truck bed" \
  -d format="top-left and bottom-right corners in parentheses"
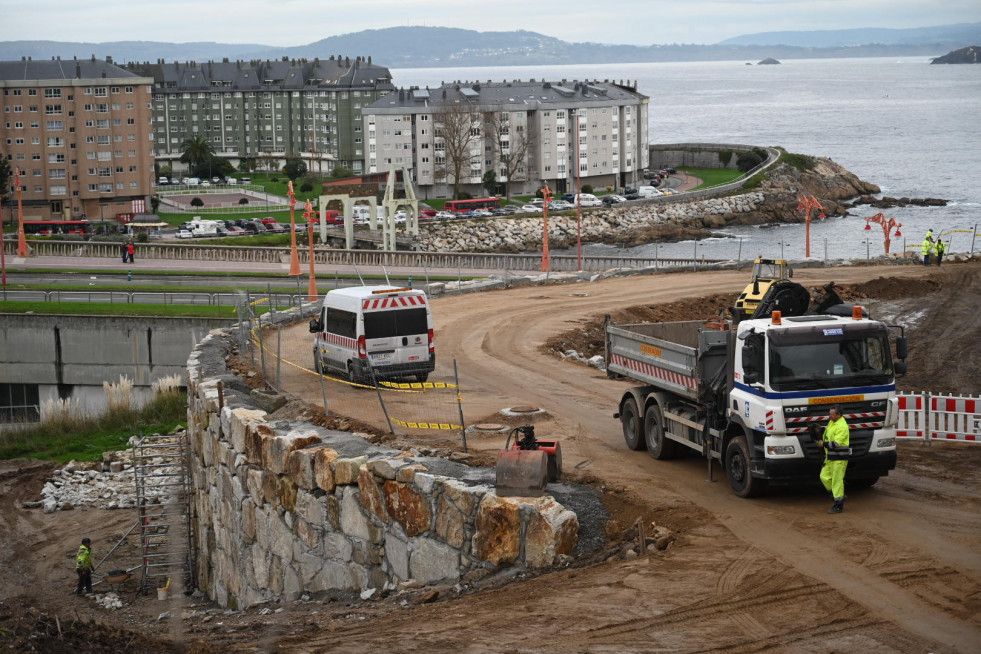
top-left (606, 320), bottom-right (729, 403)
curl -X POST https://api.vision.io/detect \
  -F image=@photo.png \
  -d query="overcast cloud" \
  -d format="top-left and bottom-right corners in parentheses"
top-left (7, 0), bottom-right (981, 46)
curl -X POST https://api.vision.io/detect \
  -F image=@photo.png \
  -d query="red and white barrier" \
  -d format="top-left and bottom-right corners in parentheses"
top-left (896, 393), bottom-right (980, 442)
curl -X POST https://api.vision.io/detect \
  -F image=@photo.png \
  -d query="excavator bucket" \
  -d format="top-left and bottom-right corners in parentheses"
top-left (495, 449), bottom-right (548, 497)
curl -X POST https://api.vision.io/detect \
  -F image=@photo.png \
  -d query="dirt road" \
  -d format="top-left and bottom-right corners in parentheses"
top-left (275, 262), bottom-right (981, 652)
top-left (3, 263), bottom-right (978, 652)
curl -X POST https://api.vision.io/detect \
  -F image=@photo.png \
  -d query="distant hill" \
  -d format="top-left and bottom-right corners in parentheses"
top-left (2, 23), bottom-right (979, 69)
top-left (717, 22), bottom-right (981, 48)
top-left (931, 45), bottom-right (981, 64)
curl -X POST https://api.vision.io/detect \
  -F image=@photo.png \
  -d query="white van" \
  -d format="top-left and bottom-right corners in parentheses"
top-left (637, 186), bottom-right (663, 197)
top-left (570, 193), bottom-right (601, 207)
top-left (309, 285), bottom-right (435, 384)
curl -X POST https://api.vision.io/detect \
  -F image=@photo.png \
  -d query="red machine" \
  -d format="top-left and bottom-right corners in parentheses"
top-left (495, 425), bottom-right (562, 497)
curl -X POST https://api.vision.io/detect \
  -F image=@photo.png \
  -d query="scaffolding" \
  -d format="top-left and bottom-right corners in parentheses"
top-left (133, 432), bottom-right (195, 595)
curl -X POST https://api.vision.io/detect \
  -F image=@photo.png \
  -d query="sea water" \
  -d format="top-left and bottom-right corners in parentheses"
top-left (392, 57), bottom-right (981, 260)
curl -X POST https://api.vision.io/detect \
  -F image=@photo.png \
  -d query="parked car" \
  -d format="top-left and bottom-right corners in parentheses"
top-left (665, 167), bottom-right (677, 174)
top-left (225, 225), bottom-right (245, 235)
top-left (547, 200), bottom-right (574, 211)
top-left (158, 176), bottom-right (170, 185)
top-left (200, 180), bottom-right (211, 187)
top-left (175, 229), bottom-right (193, 239)
top-left (434, 211), bottom-right (456, 221)
top-left (215, 226), bottom-right (230, 237)
top-left (212, 177), bottom-right (222, 184)
top-left (624, 192), bottom-right (642, 201)
top-left (602, 195), bottom-right (627, 206)
top-left (529, 198), bottom-right (545, 207)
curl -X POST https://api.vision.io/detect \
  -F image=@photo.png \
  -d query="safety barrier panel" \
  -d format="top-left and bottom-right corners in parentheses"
top-left (896, 393), bottom-right (980, 442)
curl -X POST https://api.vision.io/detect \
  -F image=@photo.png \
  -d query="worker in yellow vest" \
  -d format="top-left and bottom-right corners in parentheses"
top-left (817, 405), bottom-right (850, 514)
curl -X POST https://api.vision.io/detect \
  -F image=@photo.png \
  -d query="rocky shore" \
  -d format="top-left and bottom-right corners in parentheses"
top-left (416, 157), bottom-right (887, 254)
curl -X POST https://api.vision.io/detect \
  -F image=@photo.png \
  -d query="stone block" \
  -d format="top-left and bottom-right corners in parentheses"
top-left (435, 494), bottom-right (465, 548)
top-left (409, 537), bottom-right (460, 584)
top-left (294, 492), bottom-right (324, 527)
top-left (296, 551), bottom-right (326, 591)
top-left (395, 463), bottom-right (428, 484)
top-left (413, 472), bottom-right (437, 494)
top-left (340, 487), bottom-right (381, 543)
top-left (294, 517), bottom-right (319, 549)
top-left (334, 455), bottom-right (368, 485)
top-left (262, 429), bottom-right (322, 475)
top-left (358, 466), bottom-right (388, 522)
top-left (324, 531), bottom-right (354, 562)
top-left (325, 494), bottom-right (341, 531)
top-left (246, 423), bottom-right (275, 465)
top-left (246, 468), bottom-right (265, 506)
top-left (524, 496), bottom-right (579, 567)
top-left (366, 458), bottom-right (405, 480)
top-left (250, 388), bottom-right (288, 413)
top-left (472, 495), bottom-right (522, 565)
top-left (440, 479), bottom-right (484, 516)
top-left (241, 499), bottom-right (256, 543)
top-left (261, 471), bottom-right (279, 507)
top-left (383, 480), bottom-right (431, 538)
top-left (231, 408), bottom-right (266, 457)
top-left (385, 531), bottom-right (409, 581)
top-left (323, 560), bottom-right (356, 590)
top-left (283, 563), bottom-right (302, 601)
top-left (313, 447), bottom-right (340, 492)
top-left (252, 548), bottom-right (270, 589)
top-left (278, 476), bottom-right (298, 512)
top-left (286, 448), bottom-right (316, 490)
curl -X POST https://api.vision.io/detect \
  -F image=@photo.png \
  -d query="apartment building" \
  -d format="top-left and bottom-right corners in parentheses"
top-left (362, 79), bottom-right (649, 197)
top-left (0, 56), bottom-right (154, 221)
top-left (123, 57), bottom-right (396, 176)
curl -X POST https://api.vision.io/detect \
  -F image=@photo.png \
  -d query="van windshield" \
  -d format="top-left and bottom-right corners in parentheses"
top-left (363, 308), bottom-right (428, 339)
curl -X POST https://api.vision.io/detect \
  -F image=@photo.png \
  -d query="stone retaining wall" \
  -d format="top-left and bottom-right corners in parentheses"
top-left (186, 328), bottom-right (579, 609)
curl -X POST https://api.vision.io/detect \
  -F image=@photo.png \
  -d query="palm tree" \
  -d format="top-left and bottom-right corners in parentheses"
top-left (179, 136), bottom-right (215, 173)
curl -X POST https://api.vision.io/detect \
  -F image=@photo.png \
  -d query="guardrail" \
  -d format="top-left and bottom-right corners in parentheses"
top-left (3, 239), bottom-right (724, 272)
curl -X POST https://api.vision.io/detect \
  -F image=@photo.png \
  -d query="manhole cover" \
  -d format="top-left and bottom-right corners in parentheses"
top-left (569, 292), bottom-right (590, 297)
top-left (472, 423), bottom-right (506, 431)
top-left (509, 405), bottom-right (540, 413)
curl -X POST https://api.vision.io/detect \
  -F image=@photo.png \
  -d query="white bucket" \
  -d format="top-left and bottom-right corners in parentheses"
top-left (157, 588), bottom-right (168, 601)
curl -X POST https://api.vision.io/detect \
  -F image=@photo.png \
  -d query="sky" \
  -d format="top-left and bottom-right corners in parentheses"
top-left (7, 0), bottom-right (981, 46)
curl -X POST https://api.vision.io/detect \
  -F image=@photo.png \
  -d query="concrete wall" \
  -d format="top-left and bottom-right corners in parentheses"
top-left (0, 314), bottom-right (234, 417)
top-left (186, 316), bottom-right (579, 609)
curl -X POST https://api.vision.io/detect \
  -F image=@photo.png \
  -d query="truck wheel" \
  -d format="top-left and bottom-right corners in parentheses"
top-left (645, 404), bottom-right (677, 460)
top-left (621, 397), bottom-right (644, 450)
top-left (725, 435), bottom-right (766, 498)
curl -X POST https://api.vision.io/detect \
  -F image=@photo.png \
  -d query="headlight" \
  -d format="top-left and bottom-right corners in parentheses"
top-left (876, 438), bottom-right (895, 448)
top-left (766, 445), bottom-right (795, 455)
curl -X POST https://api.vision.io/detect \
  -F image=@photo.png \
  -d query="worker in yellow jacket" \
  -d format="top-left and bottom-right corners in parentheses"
top-left (921, 229), bottom-right (935, 265)
top-left (817, 405), bottom-right (850, 514)
top-left (75, 537), bottom-right (94, 595)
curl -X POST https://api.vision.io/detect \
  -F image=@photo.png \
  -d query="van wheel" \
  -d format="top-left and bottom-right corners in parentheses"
top-left (415, 373), bottom-right (429, 383)
top-left (313, 350), bottom-right (323, 374)
top-left (347, 363), bottom-right (360, 385)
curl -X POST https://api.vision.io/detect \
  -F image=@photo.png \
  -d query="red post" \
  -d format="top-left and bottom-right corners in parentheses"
top-left (0, 193), bottom-right (6, 286)
top-left (15, 169), bottom-right (28, 258)
top-left (796, 194), bottom-right (824, 259)
top-left (304, 199), bottom-right (318, 301)
top-left (287, 181), bottom-right (301, 276)
top-left (864, 212), bottom-right (902, 254)
top-left (540, 184), bottom-right (552, 272)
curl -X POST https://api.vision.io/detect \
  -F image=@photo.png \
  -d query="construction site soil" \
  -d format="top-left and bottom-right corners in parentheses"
top-left (1, 262), bottom-right (979, 653)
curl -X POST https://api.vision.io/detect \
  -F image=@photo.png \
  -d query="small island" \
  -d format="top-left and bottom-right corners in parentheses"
top-left (757, 58), bottom-right (781, 65)
top-left (931, 46), bottom-right (981, 64)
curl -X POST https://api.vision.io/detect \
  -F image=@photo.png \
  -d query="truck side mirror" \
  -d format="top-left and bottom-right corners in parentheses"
top-left (308, 318), bottom-right (322, 333)
top-left (894, 361), bottom-right (907, 375)
top-left (744, 373), bottom-right (760, 385)
top-left (895, 337), bottom-right (908, 360)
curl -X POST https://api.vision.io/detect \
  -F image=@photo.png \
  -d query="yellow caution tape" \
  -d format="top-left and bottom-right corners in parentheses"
top-left (390, 418), bottom-right (463, 430)
top-left (379, 381), bottom-right (458, 390)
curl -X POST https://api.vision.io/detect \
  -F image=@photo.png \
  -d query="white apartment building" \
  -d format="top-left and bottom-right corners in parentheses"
top-left (363, 79), bottom-right (649, 198)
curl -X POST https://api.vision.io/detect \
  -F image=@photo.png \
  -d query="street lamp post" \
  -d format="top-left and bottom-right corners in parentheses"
top-left (287, 181), bottom-right (301, 276)
top-left (863, 212), bottom-right (902, 255)
top-left (15, 169), bottom-right (28, 258)
top-left (540, 183), bottom-right (552, 272)
top-left (303, 199), bottom-right (318, 301)
top-left (796, 195), bottom-right (825, 259)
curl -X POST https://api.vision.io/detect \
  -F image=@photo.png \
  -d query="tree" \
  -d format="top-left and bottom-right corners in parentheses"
top-left (238, 157), bottom-right (257, 173)
top-left (283, 157), bottom-right (308, 181)
top-left (190, 197), bottom-right (204, 207)
top-left (484, 110), bottom-right (535, 201)
top-left (179, 136), bottom-right (215, 171)
top-left (0, 156), bottom-right (11, 219)
top-left (331, 165), bottom-right (355, 179)
top-left (238, 198), bottom-right (249, 205)
top-left (482, 170), bottom-right (498, 197)
top-left (736, 147), bottom-right (769, 173)
top-left (150, 196), bottom-right (161, 214)
top-left (432, 100), bottom-right (481, 200)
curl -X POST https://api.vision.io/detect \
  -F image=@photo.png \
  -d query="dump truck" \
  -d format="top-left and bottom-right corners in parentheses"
top-left (607, 309), bottom-right (906, 497)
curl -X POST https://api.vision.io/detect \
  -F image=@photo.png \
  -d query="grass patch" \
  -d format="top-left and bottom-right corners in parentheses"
top-left (0, 390), bottom-right (188, 462)
top-left (778, 149), bottom-right (817, 172)
top-left (676, 167), bottom-right (744, 188)
top-left (0, 300), bottom-right (282, 318)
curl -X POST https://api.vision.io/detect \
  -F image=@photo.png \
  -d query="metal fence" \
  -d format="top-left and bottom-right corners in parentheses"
top-left (896, 393), bottom-right (980, 442)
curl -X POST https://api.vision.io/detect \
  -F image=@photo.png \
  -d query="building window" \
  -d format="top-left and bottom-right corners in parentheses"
top-left (0, 383), bottom-right (40, 423)
top-left (50, 185), bottom-right (67, 195)
top-left (44, 89), bottom-right (62, 98)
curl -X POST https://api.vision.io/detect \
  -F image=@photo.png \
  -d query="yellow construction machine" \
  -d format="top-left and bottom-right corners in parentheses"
top-left (731, 258), bottom-right (811, 322)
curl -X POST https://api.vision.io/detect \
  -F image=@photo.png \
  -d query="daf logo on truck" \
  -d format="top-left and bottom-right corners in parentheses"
top-left (309, 286), bottom-right (435, 385)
